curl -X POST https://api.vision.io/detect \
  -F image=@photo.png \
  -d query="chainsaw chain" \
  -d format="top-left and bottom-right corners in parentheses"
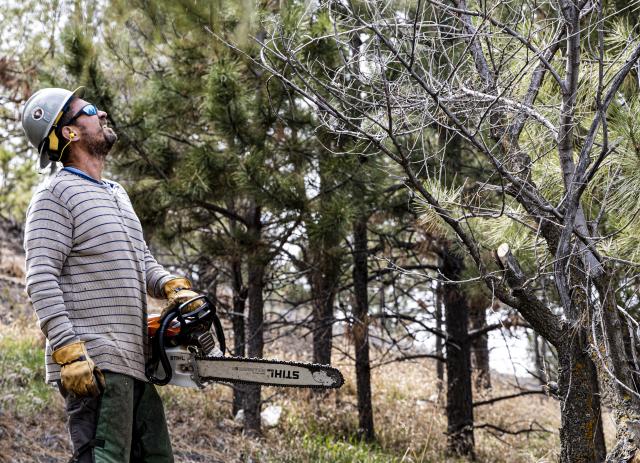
top-left (193, 355), bottom-right (345, 390)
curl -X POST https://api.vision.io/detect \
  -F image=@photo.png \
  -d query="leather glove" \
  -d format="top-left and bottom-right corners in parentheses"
top-left (162, 277), bottom-right (205, 316)
top-left (52, 341), bottom-right (105, 397)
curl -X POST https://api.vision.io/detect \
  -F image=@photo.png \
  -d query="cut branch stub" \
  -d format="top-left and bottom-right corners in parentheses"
top-left (497, 243), bottom-right (510, 259)
top-left (497, 243), bottom-right (526, 288)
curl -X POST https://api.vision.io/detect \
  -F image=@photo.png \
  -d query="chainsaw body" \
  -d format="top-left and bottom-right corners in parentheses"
top-left (151, 346), bottom-right (208, 389)
top-left (146, 295), bottom-right (225, 387)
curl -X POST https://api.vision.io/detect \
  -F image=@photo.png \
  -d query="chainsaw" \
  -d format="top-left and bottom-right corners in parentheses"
top-left (145, 295), bottom-right (344, 390)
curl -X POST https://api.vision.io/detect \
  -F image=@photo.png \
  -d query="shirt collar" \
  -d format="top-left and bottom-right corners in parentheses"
top-left (62, 166), bottom-right (115, 189)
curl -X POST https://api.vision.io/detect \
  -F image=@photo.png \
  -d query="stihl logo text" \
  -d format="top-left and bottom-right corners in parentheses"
top-left (267, 369), bottom-right (300, 379)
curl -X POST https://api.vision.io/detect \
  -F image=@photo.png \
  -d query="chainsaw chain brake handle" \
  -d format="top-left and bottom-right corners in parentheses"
top-left (146, 294), bottom-right (226, 386)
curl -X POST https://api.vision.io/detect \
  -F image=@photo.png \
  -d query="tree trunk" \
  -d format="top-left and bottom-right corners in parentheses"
top-left (309, 234), bottom-right (342, 366)
top-left (497, 243), bottom-right (606, 462)
top-left (556, 256), bottom-right (606, 462)
top-left (589, 355), bottom-right (607, 463)
top-left (435, 281), bottom-right (445, 390)
top-left (244, 202), bottom-right (265, 436)
top-left (230, 257), bottom-right (247, 417)
top-left (441, 247), bottom-right (474, 458)
top-left (311, 275), bottom-right (336, 365)
top-left (308, 153), bottom-right (345, 367)
top-left (469, 296), bottom-right (491, 390)
top-left (352, 213), bottom-right (375, 441)
top-left (532, 332), bottom-right (547, 385)
top-left (557, 334), bottom-right (606, 462)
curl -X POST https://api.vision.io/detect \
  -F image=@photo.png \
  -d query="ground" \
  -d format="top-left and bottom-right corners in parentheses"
top-left (0, 229), bottom-right (606, 462)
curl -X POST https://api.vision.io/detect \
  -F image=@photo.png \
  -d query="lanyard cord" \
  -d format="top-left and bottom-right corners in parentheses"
top-left (57, 140), bottom-right (72, 162)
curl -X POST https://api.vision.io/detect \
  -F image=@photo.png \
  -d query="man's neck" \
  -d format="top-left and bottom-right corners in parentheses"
top-left (64, 150), bottom-right (105, 182)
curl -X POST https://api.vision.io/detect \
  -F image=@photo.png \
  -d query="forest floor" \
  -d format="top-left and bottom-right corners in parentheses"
top-left (0, 232), bottom-right (615, 463)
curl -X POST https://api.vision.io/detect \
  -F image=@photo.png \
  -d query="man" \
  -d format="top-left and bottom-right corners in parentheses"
top-left (21, 87), bottom-right (201, 462)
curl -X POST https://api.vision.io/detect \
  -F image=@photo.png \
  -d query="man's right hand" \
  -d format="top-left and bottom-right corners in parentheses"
top-left (52, 341), bottom-right (105, 397)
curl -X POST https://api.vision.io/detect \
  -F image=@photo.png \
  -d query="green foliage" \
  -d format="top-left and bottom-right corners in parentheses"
top-left (61, 24), bottom-right (95, 79)
top-left (473, 204), bottom-right (538, 256)
top-left (0, 334), bottom-right (53, 415)
top-left (81, 0), bottom-right (399, 305)
top-left (596, 96), bottom-right (640, 262)
top-left (206, 55), bottom-right (249, 130)
top-left (0, 147), bottom-right (38, 222)
top-left (413, 179), bottom-right (462, 241)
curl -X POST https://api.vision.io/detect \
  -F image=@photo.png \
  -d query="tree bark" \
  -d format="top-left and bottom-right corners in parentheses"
top-left (311, 271), bottom-right (336, 365)
top-left (230, 256), bottom-right (248, 417)
top-left (352, 213), bottom-right (375, 441)
top-left (532, 333), bottom-right (546, 385)
top-left (435, 281), bottom-right (445, 389)
top-left (441, 247), bottom-right (475, 458)
top-left (557, 335), bottom-right (607, 463)
top-left (589, 353), bottom-right (607, 463)
top-left (469, 295), bottom-right (491, 390)
top-left (307, 153), bottom-right (345, 367)
top-left (244, 201), bottom-right (266, 436)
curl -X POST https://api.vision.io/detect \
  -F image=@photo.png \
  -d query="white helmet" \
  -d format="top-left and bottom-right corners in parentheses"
top-left (21, 87), bottom-right (84, 168)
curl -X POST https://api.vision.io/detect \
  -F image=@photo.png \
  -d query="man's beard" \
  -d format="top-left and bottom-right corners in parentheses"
top-left (86, 127), bottom-right (118, 160)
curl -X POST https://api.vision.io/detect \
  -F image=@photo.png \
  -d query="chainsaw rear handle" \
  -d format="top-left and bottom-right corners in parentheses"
top-left (146, 295), bottom-right (226, 386)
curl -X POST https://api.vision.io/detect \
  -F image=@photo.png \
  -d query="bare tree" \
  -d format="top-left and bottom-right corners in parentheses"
top-left (251, 0), bottom-right (640, 460)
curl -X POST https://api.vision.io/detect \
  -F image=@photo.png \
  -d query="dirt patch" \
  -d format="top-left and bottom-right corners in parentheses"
top-left (0, 276), bottom-right (30, 325)
top-left (0, 407), bottom-right (70, 463)
top-left (0, 251), bottom-right (24, 280)
top-left (0, 226), bottom-right (29, 324)
top-left (0, 216), bottom-right (23, 250)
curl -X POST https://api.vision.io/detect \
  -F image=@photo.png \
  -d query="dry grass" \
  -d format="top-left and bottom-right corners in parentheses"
top-left (0, 247), bottom-right (25, 280)
top-left (0, 316), bottom-right (574, 463)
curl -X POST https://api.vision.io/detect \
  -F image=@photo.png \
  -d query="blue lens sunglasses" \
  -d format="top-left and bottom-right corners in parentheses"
top-left (66, 104), bottom-right (99, 125)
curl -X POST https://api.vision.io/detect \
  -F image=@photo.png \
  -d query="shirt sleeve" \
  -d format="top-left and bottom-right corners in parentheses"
top-left (24, 188), bottom-right (76, 350)
top-left (144, 243), bottom-right (176, 299)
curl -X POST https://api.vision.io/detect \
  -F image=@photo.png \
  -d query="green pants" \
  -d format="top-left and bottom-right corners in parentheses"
top-left (60, 372), bottom-right (173, 463)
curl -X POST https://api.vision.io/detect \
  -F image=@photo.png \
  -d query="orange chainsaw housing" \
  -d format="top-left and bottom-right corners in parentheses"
top-left (147, 314), bottom-right (181, 338)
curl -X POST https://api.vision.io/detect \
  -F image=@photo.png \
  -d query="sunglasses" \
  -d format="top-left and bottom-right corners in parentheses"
top-left (65, 104), bottom-right (99, 125)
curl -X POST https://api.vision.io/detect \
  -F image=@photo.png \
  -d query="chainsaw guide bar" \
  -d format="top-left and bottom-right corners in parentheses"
top-left (191, 355), bottom-right (345, 389)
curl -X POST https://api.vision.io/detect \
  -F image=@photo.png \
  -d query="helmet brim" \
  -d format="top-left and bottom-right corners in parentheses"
top-left (38, 86), bottom-right (86, 169)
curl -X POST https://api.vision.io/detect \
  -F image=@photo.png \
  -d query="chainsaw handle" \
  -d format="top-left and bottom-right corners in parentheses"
top-left (146, 309), bottom-right (179, 386)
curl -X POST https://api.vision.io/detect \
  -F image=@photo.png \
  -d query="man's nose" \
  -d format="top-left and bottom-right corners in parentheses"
top-left (98, 109), bottom-right (108, 119)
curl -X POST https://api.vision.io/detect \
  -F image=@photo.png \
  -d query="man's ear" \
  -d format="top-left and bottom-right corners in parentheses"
top-left (60, 126), bottom-right (78, 142)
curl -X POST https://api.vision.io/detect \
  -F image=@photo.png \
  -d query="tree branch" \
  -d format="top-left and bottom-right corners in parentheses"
top-left (473, 389), bottom-right (548, 407)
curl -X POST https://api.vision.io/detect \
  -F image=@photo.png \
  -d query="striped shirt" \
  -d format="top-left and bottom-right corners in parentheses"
top-left (24, 169), bottom-right (175, 383)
